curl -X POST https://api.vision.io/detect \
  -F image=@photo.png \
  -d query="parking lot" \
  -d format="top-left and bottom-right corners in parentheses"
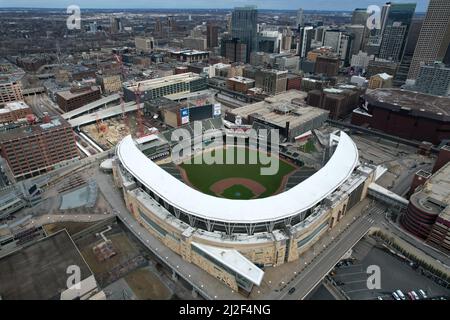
top-left (329, 238), bottom-right (450, 300)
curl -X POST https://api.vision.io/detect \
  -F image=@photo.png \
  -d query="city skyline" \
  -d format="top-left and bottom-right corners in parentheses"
top-left (0, 0), bottom-right (431, 12)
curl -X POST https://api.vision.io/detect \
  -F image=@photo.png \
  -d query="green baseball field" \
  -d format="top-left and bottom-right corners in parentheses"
top-left (178, 147), bottom-right (297, 200)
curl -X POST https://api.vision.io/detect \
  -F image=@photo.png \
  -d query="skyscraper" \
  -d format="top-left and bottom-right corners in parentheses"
top-left (365, 2), bottom-right (391, 54)
top-left (408, 0), bottom-right (450, 80)
top-left (231, 6), bottom-right (258, 62)
top-left (394, 18), bottom-right (423, 86)
top-left (206, 22), bottom-right (219, 48)
top-left (351, 8), bottom-right (368, 25)
top-left (379, 22), bottom-right (407, 61)
top-left (379, 3), bottom-right (416, 62)
top-left (110, 17), bottom-right (122, 34)
top-left (296, 9), bottom-right (304, 27)
top-left (221, 38), bottom-right (247, 63)
top-left (298, 26), bottom-right (314, 58)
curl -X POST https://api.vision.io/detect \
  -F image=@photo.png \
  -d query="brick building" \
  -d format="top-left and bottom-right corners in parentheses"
top-left (0, 101), bottom-right (32, 124)
top-left (226, 76), bottom-right (255, 93)
top-left (314, 55), bottom-right (340, 77)
top-left (56, 86), bottom-right (101, 112)
top-left (351, 88), bottom-right (450, 144)
top-left (0, 115), bottom-right (79, 180)
top-left (307, 85), bottom-right (362, 120)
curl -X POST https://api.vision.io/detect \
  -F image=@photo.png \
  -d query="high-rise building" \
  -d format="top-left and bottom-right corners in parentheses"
top-left (155, 18), bottom-right (163, 33)
top-left (0, 80), bottom-right (23, 106)
top-left (167, 16), bottom-right (176, 31)
top-left (408, 0), bottom-right (450, 80)
top-left (298, 26), bottom-right (314, 58)
top-left (135, 36), bottom-right (154, 54)
top-left (347, 25), bottom-right (366, 56)
top-left (315, 55), bottom-right (340, 77)
top-left (414, 62), bottom-right (450, 96)
top-left (281, 28), bottom-right (293, 52)
top-left (254, 69), bottom-right (288, 96)
top-left (379, 22), bottom-right (408, 61)
top-left (296, 8), bottom-right (304, 27)
top-left (379, 3), bottom-right (416, 63)
top-left (365, 2), bottom-right (391, 53)
top-left (110, 16), bottom-right (122, 34)
top-left (314, 26), bottom-right (329, 44)
top-left (183, 37), bottom-right (207, 51)
top-left (351, 8), bottom-right (368, 25)
top-left (231, 6), bottom-right (258, 61)
top-left (221, 38), bottom-right (248, 63)
top-left (394, 18), bottom-right (424, 86)
top-left (0, 115), bottom-right (79, 180)
top-left (89, 21), bottom-right (98, 33)
top-left (257, 30), bottom-right (282, 54)
top-left (323, 30), bottom-right (353, 65)
top-left (206, 23), bottom-right (219, 48)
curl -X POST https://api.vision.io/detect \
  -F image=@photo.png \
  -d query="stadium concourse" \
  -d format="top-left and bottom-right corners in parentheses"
top-left (111, 124), bottom-right (382, 296)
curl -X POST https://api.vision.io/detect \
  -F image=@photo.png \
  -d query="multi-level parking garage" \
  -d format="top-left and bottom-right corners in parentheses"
top-left (112, 129), bottom-right (379, 294)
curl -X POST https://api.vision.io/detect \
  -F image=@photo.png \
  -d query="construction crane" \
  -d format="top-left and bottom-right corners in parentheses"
top-left (113, 53), bottom-right (131, 133)
top-left (134, 83), bottom-right (144, 138)
top-left (95, 112), bottom-right (101, 133)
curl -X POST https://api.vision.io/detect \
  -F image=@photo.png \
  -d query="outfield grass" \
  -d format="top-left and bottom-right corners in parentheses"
top-left (301, 140), bottom-right (316, 153)
top-left (179, 147), bottom-right (296, 199)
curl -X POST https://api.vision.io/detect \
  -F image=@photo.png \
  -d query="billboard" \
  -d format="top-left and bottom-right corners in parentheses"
top-left (213, 104), bottom-right (222, 117)
top-left (180, 108), bottom-right (190, 125)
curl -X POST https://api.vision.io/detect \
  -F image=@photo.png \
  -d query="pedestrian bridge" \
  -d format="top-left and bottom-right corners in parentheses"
top-left (368, 183), bottom-right (409, 210)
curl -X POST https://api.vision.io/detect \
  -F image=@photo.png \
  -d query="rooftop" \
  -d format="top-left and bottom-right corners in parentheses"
top-left (229, 90), bottom-right (328, 129)
top-left (191, 242), bottom-right (264, 286)
top-left (124, 72), bottom-right (203, 92)
top-left (365, 88), bottom-right (450, 120)
top-left (410, 162), bottom-right (450, 216)
top-left (0, 101), bottom-right (31, 114)
top-left (0, 230), bottom-right (93, 300)
top-left (116, 130), bottom-right (359, 224)
top-left (169, 49), bottom-right (209, 55)
top-left (56, 86), bottom-right (101, 101)
top-left (0, 115), bottom-right (71, 142)
top-left (228, 76), bottom-right (255, 84)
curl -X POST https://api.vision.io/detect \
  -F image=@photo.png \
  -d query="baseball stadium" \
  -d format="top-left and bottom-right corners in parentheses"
top-left (112, 119), bottom-right (379, 295)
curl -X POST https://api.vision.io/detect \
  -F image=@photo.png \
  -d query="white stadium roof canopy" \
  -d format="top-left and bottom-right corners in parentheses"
top-left (116, 131), bottom-right (359, 224)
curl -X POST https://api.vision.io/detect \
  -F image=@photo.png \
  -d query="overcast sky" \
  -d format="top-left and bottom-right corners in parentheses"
top-left (0, 0), bottom-right (431, 12)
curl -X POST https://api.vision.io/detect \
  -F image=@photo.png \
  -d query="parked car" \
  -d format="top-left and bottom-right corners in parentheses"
top-left (407, 291), bottom-right (418, 300)
top-left (396, 290), bottom-right (406, 300)
top-left (288, 287), bottom-right (296, 295)
top-left (410, 291), bottom-right (420, 300)
top-left (418, 289), bottom-right (428, 299)
top-left (377, 296), bottom-right (383, 300)
top-left (392, 292), bottom-right (401, 300)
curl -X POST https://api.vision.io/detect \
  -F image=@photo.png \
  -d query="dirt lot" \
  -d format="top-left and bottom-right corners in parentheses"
top-left (80, 233), bottom-right (140, 275)
top-left (125, 267), bottom-right (172, 300)
top-left (43, 222), bottom-right (97, 235)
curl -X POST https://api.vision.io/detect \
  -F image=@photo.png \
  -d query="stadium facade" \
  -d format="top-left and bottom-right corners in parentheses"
top-left (112, 127), bottom-right (378, 295)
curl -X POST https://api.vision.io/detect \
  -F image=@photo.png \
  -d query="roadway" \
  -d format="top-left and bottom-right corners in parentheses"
top-left (68, 101), bottom-right (136, 128)
top-left (278, 205), bottom-right (385, 300)
top-left (62, 93), bottom-right (121, 120)
top-left (24, 93), bottom-right (64, 117)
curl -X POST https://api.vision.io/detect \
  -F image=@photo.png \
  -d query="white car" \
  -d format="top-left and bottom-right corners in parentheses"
top-left (411, 291), bottom-right (420, 300)
top-left (418, 289), bottom-right (428, 299)
top-left (396, 290), bottom-right (406, 300)
top-left (392, 292), bottom-right (401, 300)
